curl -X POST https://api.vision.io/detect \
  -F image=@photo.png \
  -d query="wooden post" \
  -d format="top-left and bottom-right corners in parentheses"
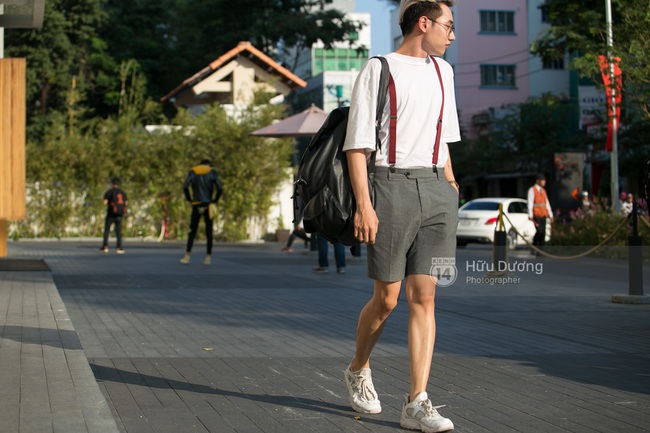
top-left (0, 220), bottom-right (6, 257)
top-left (0, 58), bottom-right (27, 256)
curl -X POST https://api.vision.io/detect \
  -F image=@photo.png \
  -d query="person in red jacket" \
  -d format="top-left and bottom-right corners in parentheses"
top-left (527, 173), bottom-right (553, 255)
top-left (180, 159), bottom-right (223, 265)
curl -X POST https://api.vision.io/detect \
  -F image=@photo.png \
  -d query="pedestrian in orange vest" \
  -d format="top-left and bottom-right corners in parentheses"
top-left (527, 173), bottom-right (553, 256)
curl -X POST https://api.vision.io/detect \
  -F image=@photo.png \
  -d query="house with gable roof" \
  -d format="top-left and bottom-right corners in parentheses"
top-left (161, 41), bottom-right (307, 113)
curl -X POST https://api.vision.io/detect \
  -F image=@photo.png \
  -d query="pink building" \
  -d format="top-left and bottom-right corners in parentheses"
top-left (448, 0), bottom-right (530, 138)
top-left (389, 1), bottom-right (563, 140)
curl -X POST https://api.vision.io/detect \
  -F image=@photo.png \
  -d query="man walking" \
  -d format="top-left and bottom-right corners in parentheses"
top-left (100, 177), bottom-right (128, 254)
top-left (527, 173), bottom-right (553, 255)
top-left (342, 1), bottom-right (460, 432)
top-left (180, 159), bottom-right (223, 265)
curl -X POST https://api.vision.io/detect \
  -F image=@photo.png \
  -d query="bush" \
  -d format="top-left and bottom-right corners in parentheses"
top-left (11, 101), bottom-right (294, 242)
top-left (549, 198), bottom-right (650, 259)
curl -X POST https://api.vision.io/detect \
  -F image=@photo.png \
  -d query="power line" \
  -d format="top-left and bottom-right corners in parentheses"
top-left (453, 47), bottom-right (532, 66)
top-left (455, 65), bottom-right (566, 89)
top-left (454, 54), bottom-right (545, 77)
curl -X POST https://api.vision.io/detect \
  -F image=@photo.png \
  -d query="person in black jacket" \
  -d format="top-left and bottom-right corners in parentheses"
top-left (180, 159), bottom-right (223, 265)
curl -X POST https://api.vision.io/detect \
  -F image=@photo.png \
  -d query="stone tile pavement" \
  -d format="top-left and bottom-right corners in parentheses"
top-left (1, 239), bottom-right (649, 432)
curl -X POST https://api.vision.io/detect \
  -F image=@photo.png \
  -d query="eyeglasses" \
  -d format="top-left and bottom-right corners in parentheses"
top-left (428, 18), bottom-right (455, 36)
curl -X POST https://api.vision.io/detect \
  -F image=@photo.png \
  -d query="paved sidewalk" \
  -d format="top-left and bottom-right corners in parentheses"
top-left (1, 239), bottom-right (650, 433)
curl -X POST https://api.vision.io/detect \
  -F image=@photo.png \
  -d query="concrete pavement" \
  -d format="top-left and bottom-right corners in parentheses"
top-left (1, 239), bottom-right (649, 432)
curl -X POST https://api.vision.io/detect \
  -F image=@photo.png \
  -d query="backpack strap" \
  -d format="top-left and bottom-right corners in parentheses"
top-left (387, 74), bottom-right (397, 166)
top-left (430, 56), bottom-right (445, 166)
top-left (370, 56), bottom-right (396, 165)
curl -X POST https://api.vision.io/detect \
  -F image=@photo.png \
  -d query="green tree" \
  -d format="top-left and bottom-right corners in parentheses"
top-left (99, 0), bottom-right (364, 105)
top-left (170, 100), bottom-right (295, 240)
top-left (454, 94), bottom-right (589, 181)
top-left (4, 0), bottom-right (110, 138)
top-left (15, 96), bottom-right (293, 242)
top-left (532, 0), bottom-right (650, 121)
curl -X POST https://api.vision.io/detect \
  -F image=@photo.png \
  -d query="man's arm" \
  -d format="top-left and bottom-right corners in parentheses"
top-left (182, 172), bottom-right (193, 202)
top-left (347, 149), bottom-right (378, 245)
top-left (527, 187), bottom-right (535, 220)
top-left (212, 171), bottom-right (223, 203)
top-left (443, 144), bottom-right (459, 193)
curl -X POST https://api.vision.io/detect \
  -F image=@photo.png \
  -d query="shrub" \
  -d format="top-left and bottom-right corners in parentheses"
top-left (549, 198), bottom-right (650, 259)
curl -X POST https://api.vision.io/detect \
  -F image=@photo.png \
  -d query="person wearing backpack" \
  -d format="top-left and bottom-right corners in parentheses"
top-left (100, 177), bottom-right (128, 254)
top-left (342, 1), bottom-right (460, 432)
top-left (180, 159), bottom-right (223, 265)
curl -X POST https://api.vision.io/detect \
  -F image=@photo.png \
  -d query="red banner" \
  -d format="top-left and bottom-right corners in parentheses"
top-left (598, 55), bottom-right (622, 152)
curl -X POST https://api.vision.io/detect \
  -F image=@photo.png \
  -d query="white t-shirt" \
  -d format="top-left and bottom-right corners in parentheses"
top-left (343, 53), bottom-right (461, 168)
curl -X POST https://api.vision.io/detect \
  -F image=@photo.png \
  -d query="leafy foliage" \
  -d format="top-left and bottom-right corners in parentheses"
top-left (549, 198), bottom-right (650, 259)
top-left (532, 0), bottom-right (650, 121)
top-left (454, 94), bottom-right (589, 180)
top-left (13, 101), bottom-right (294, 241)
top-left (5, 0), bottom-right (350, 241)
top-left (98, 0), bottom-right (363, 110)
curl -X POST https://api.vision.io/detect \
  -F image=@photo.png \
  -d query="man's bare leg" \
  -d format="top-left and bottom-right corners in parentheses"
top-left (349, 280), bottom-right (402, 371)
top-left (404, 274), bottom-right (437, 401)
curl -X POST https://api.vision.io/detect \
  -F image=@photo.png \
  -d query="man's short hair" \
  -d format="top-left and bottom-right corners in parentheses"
top-left (536, 173), bottom-right (546, 181)
top-left (111, 177), bottom-right (121, 186)
top-left (399, 0), bottom-right (455, 35)
top-left (200, 159), bottom-right (212, 166)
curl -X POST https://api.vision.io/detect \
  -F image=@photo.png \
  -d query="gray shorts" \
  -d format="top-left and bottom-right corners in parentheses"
top-left (367, 166), bottom-right (458, 282)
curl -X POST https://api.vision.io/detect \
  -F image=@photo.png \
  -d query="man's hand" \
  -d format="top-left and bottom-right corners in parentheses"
top-left (354, 204), bottom-right (379, 245)
top-left (346, 149), bottom-right (378, 244)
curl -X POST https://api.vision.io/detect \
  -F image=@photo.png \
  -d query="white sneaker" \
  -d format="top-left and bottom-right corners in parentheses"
top-left (400, 392), bottom-right (454, 432)
top-left (344, 366), bottom-right (381, 414)
top-left (180, 254), bottom-right (190, 264)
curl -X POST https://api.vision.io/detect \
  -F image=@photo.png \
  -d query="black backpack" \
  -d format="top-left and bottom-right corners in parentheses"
top-left (293, 57), bottom-right (391, 245)
top-left (110, 189), bottom-right (127, 216)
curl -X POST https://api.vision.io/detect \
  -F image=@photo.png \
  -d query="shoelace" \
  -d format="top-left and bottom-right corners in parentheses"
top-left (419, 399), bottom-right (447, 416)
top-left (351, 373), bottom-right (377, 401)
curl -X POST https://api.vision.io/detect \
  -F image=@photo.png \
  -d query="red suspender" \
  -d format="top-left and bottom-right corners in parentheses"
top-left (386, 56), bottom-right (446, 167)
top-left (430, 56), bottom-right (445, 166)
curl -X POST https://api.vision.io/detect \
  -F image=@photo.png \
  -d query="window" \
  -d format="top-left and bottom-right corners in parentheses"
top-left (312, 47), bottom-right (369, 73)
top-left (507, 202), bottom-right (527, 214)
top-left (324, 58), bottom-right (337, 71)
top-left (543, 58), bottom-right (564, 70)
top-left (480, 65), bottom-right (516, 88)
top-left (540, 5), bottom-right (549, 23)
top-left (313, 58), bottom-right (324, 76)
top-left (480, 10), bottom-right (515, 34)
top-left (463, 201), bottom-right (500, 211)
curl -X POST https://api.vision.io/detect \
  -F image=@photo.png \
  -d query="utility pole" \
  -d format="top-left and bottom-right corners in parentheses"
top-left (605, 0), bottom-right (620, 212)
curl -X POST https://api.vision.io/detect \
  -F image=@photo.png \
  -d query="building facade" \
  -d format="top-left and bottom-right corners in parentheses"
top-left (291, 9), bottom-right (371, 114)
top-left (390, 0), bottom-right (573, 139)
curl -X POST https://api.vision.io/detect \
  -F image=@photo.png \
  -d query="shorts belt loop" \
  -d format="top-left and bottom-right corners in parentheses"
top-left (432, 166), bottom-right (439, 179)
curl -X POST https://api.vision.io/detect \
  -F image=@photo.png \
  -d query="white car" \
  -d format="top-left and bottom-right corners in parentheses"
top-left (456, 198), bottom-right (550, 249)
